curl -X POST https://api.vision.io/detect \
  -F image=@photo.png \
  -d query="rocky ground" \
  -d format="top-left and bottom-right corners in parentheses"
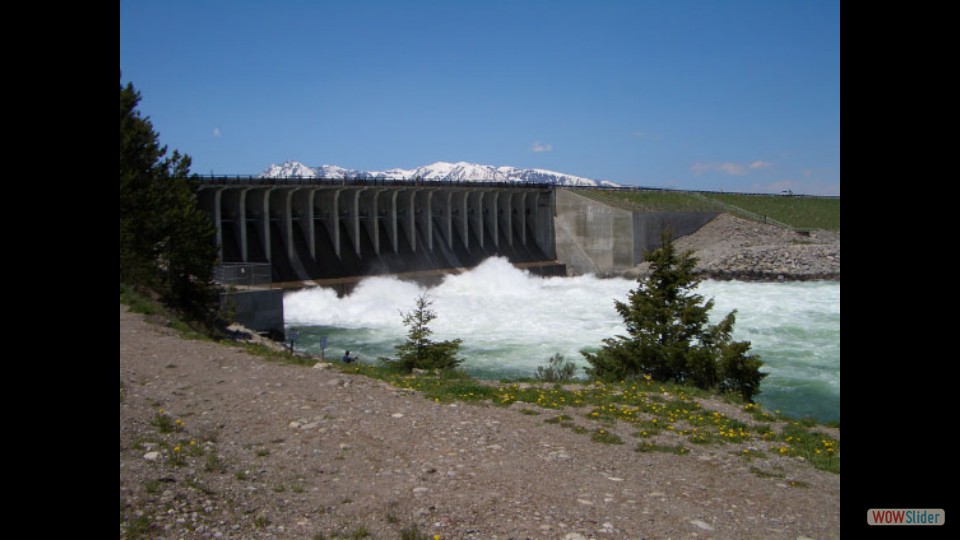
top-left (624, 214), bottom-right (840, 281)
top-left (120, 303), bottom-right (840, 539)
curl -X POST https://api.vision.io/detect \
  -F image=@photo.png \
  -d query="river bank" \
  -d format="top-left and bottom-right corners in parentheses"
top-left (120, 305), bottom-right (839, 539)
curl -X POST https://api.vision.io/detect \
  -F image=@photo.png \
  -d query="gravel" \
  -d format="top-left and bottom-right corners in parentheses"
top-left (120, 303), bottom-right (839, 539)
top-left (624, 213), bottom-right (840, 281)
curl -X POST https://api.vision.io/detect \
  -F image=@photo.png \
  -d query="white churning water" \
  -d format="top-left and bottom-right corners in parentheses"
top-left (284, 257), bottom-right (840, 421)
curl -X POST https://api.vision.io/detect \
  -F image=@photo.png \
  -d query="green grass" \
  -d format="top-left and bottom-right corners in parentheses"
top-left (236, 342), bottom-right (317, 366)
top-left (572, 188), bottom-right (840, 231)
top-left (576, 189), bottom-right (721, 212)
top-left (775, 422), bottom-right (841, 473)
top-left (143, 479), bottom-right (162, 495)
top-left (636, 442), bottom-right (690, 455)
top-left (330, 363), bottom-right (840, 473)
top-left (123, 513), bottom-right (153, 539)
top-left (591, 428), bottom-right (624, 445)
top-left (120, 284), bottom-right (161, 315)
top-left (120, 283), bottom-right (212, 340)
top-left (749, 466), bottom-right (785, 479)
top-left (131, 313), bottom-right (840, 475)
top-left (204, 453), bottom-right (226, 473)
top-left (399, 525), bottom-right (431, 540)
top-left (702, 193), bottom-right (840, 230)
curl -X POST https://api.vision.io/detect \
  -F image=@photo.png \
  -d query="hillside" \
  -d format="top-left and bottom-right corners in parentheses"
top-left (580, 189), bottom-right (840, 232)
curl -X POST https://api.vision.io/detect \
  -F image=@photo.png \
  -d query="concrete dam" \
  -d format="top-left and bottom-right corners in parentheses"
top-left (198, 179), bottom-right (564, 285)
top-left (198, 178), bottom-right (718, 334)
top-left (198, 178), bottom-right (719, 285)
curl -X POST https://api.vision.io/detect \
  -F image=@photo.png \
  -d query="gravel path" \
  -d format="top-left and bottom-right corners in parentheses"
top-left (120, 305), bottom-right (839, 539)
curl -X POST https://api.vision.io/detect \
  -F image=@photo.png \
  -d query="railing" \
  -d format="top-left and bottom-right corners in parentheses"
top-left (195, 175), bottom-right (559, 190)
top-left (214, 263), bottom-right (272, 288)
top-left (192, 174), bottom-right (839, 199)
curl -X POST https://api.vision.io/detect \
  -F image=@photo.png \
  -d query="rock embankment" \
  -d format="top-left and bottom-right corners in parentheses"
top-left (625, 213), bottom-right (840, 281)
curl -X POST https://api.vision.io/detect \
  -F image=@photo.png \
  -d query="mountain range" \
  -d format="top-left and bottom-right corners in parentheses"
top-left (260, 160), bottom-right (618, 187)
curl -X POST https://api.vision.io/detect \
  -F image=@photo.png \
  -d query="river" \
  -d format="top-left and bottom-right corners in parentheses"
top-left (284, 257), bottom-right (840, 422)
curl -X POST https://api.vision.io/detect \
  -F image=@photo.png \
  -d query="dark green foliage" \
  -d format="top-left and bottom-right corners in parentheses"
top-left (534, 353), bottom-right (578, 383)
top-left (583, 232), bottom-right (766, 401)
top-left (385, 294), bottom-right (464, 372)
top-left (120, 76), bottom-right (219, 325)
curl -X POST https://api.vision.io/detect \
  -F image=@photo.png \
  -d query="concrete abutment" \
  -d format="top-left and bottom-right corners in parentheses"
top-left (200, 183), bottom-right (719, 284)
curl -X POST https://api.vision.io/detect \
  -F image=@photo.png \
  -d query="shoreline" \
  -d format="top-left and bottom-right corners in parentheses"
top-left (120, 305), bottom-right (840, 538)
top-left (694, 271), bottom-right (840, 282)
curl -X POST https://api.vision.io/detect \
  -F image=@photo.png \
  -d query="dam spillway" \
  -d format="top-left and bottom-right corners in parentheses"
top-left (198, 178), bottom-right (562, 284)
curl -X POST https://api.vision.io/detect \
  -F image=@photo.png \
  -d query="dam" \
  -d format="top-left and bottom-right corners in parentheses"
top-left (198, 177), bottom-right (718, 333)
top-left (198, 178), bottom-right (562, 285)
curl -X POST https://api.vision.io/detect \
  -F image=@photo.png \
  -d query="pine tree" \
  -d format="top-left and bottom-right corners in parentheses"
top-left (120, 76), bottom-right (219, 324)
top-left (583, 232), bottom-right (766, 401)
top-left (389, 294), bottom-right (464, 372)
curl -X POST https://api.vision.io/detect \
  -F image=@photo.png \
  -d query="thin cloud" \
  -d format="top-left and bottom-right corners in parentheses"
top-left (212, 127), bottom-right (222, 138)
top-left (691, 162), bottom-right (746, 176)
top-left (531, 141), bottom-right (552, 153)
top-left (691, 160), bottom-right (772, 176)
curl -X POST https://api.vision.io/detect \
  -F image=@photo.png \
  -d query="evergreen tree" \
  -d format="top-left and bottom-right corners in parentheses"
top-left (583, 232), bottom-right (766, 401)
top-left (120, 76), bottom-right (219, 324)
top-left (388, 294), bottom-right (464, 372)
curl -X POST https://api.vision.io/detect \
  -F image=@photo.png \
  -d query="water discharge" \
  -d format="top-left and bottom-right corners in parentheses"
top-left (285, 257), bottom-right (840, 422)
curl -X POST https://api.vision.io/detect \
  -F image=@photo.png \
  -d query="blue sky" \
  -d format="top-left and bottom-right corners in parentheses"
top-left (120, 1), bottom-right (839, 195)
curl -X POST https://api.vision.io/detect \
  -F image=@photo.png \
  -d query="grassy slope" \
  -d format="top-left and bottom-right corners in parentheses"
top-left (575, 189), bottom-right (720, 212)
top-left (575, 189), bottom-right (840, 231)
top-left (703, 193), bottom-right (841, 231)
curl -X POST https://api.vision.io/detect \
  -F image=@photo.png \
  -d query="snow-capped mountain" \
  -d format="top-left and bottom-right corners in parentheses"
top-left (260, 160), bottom-right (619, 187)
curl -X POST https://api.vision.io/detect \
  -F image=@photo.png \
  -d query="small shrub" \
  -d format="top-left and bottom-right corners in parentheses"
top-left (591, 428), bottom-right (624, 445)
top-left (150, 409), bottom-right (182, 434)
top-left (349, 526), bottom-right (370, 539)
top-left (534, 353), bottom-right (578, 384)
top-left (383, 294), bottom-right (464, 372)
top-left (400, 525), bottom-right (430, 540)
top-left (635, 442), bottom-right (689, 455)
top-left (204, 453), bottom-right (226, 473)
top-left (143, 479), bottom-right (162, 495)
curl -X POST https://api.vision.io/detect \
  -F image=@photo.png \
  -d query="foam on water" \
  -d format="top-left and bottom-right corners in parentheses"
top-left (285, 257), bottom-right (840, 421)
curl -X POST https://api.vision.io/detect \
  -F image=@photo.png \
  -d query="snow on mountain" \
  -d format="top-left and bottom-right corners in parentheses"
top-left (260, 160), bottom-right (618, 187)
top-left (260, 161), bottom-right (318, 178)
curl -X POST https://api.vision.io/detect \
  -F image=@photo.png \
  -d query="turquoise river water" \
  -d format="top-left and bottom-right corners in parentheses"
top-left (284, 257), bottom-right (840, 422)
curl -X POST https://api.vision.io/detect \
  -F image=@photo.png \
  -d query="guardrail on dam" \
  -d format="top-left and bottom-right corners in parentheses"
top-left (197, 178), bottom-right (562, 285)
